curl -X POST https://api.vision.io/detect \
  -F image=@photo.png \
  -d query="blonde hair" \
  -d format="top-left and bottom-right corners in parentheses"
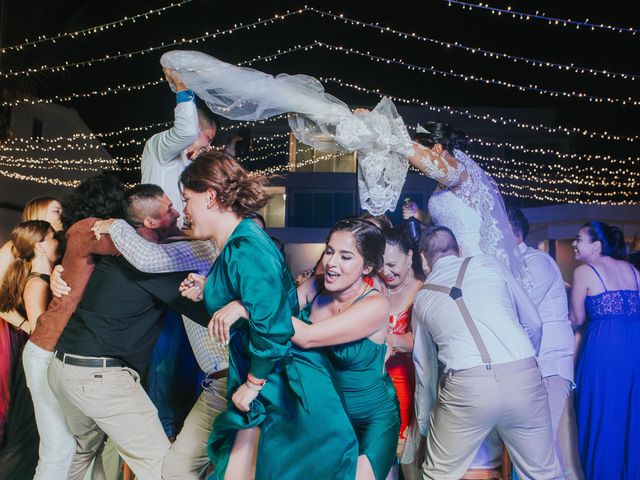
top-left (22, 196), bottom-right (58, 222)
top-left (0, 221), bottom-right (53, 314)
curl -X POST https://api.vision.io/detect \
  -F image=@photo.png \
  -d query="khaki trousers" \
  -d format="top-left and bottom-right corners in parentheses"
top-left (162, 376), bottom-right (227, 480)
top-left (545, 376), bottom-right (585, 480)
top-left (423, 357), bottom-right (562, 480)
top-left (48, 356), bottom-right (170, 480)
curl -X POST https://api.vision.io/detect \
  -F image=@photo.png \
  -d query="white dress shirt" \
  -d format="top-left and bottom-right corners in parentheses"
top-left (413, 254), bottom-right (542, 373)
top-left (141, 95), bottom-right (198, 227)
top-left (518, 242), bottom-right (574, 382)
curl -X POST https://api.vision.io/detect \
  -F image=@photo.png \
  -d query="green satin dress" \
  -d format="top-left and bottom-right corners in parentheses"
top-left (303, 292), bottom-right (400, 480)
top-left (203, 219), bottom-right (358, 480)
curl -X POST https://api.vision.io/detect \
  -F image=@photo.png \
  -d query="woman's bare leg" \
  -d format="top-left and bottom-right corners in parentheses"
top-left (224, 428), bottom-right (260, 480)
top-left (356, 455), bottom-right (377, 480)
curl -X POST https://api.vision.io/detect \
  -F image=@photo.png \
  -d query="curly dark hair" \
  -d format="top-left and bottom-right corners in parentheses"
top-left (60, 175), bottom-right (126, 229)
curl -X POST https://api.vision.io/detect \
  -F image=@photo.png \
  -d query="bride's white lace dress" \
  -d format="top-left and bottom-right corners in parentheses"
top-left (412, 145), bottom-right (528, 285)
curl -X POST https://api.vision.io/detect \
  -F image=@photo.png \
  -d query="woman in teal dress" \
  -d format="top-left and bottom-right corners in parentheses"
top-left (178, 151), bottom-right (358, 480)
top-left (292, 218), bottom-right (400, 480)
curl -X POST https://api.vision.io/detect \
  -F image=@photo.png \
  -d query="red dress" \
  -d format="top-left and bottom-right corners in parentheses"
top-left (386, 307), bottom-right (415, 440)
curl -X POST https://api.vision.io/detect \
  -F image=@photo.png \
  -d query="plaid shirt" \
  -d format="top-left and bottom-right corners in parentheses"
top-left (108, 219), bottom-right (227, 373)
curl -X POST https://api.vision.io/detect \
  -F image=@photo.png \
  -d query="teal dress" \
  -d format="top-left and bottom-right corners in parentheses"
top-left (203, 220), bottom-right (358, 480)
top-left (303, 292), bottom-right (400, 480)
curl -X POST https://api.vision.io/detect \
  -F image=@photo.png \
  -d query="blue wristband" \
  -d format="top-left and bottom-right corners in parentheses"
top-left (176, 90), bottom-right (195, 104)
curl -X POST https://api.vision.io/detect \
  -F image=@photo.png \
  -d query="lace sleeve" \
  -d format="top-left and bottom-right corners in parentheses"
top-left (409, 143), bottom-right (467, 188)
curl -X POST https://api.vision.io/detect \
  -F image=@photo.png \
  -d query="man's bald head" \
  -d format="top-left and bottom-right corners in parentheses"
top-left (419, 226), bottom-right (460, 271)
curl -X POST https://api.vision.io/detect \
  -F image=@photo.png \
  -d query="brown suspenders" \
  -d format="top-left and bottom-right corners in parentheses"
top-left (424, 257), bottom-right (493, 368)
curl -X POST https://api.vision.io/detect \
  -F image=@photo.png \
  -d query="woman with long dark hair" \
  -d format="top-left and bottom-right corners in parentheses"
top-left (0, 197), bottom-right (63, 439)
top-left (179, 151), bottom-right (358, 479)
top-left (406, 121), bottom-right (520, 269)
top-left (291, 218), bottom-right (399, 480)
top-left (571, 221), bottom-right (639, 479)
top-left (0, 221), bottom-right (59, 478)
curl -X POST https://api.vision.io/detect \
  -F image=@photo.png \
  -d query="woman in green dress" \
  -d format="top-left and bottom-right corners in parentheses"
top-left (211, 219), bottom-right (401, 479)
top-left (291, 218), bottom-right (400, 480)
top-left (178, 151), bottom-right (358, 480)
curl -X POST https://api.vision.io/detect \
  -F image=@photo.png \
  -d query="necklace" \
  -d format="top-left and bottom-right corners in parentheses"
top-left (336, 283), bottom-right (370, 313)
top-left (388, 276), bottom-right (411, 296)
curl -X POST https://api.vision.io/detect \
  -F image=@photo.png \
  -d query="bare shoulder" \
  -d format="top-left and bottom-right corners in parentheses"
top-left (573, 263), bottom-right (592, 278)
top-left (24, 276), bottom-right (50, 297)
top-left (360, 289), bottom-right (390, 312)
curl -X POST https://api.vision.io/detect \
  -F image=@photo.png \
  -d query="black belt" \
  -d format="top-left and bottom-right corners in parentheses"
top-left (55, 351), bottom-right (125, 368)
top-left (207, 368), bottom-right (229, 380)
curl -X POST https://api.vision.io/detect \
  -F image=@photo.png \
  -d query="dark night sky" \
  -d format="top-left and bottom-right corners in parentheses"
top-left (1, 0), bottom-right (639, 205)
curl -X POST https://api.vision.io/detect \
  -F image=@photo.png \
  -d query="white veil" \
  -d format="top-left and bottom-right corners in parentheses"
top-left (160, 50), bottom-right (414, 215)
top-left (452, 149), bottom-right (532, 287)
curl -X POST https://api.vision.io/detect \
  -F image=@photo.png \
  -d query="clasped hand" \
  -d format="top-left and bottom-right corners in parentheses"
top-left (179, 273), bottom-right (205, 302)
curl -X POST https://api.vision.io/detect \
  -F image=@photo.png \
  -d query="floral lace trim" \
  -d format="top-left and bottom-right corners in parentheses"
top-left (335, 97), bottom-right (414, 215)
top-left (587, 290), bottom-right (640, 318)
top-left (415, 143), bottom-right (464, 186)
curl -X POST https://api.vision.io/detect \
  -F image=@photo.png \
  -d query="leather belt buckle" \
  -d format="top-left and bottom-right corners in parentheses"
top-left (55, 350), bottom-right (124, 368)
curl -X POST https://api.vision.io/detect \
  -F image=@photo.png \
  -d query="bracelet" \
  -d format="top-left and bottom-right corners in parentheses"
top-left (247, 372), bottom-right (267, 387)
top-left (245, 380), bottom-right (264, 392)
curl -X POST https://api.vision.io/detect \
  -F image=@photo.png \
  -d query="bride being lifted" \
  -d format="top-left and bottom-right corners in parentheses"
top-left (164, 49), bottom-right (525, 478)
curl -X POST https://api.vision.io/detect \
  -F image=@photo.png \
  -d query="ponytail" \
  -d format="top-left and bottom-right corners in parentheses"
top-left (0, 257), bottom-right (31, 313)
top-left (0, 220), bottom-right (52, 314)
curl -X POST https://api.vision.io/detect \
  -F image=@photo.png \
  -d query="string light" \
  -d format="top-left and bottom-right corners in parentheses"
top-left (322, 77), bottom-right (639, 142)
top-left (313, 42), bottom-right (640, 107)
top-left (0, 115), bottom-right (288, 146)
top-left (466, 138), bottom-right (639, 165)
top-left (0, 0), bottom-right (197, 54)
top-left (474, 155), bottom-right (640, 187)
top-left (308, 8), bottom-right (638, 81)
top-left (409, 166), bottom-right (638, 203)
top-left (5, 34), bottom-right (637, 142)
top-left (4, 144), bottom-right (637, 203)
top-left (0, 131), bottom-right (290, 154)
top-left (250, 152), bottom-right (336, 176)
top-left (0, 8), bottom-right (312, 78)
top-left (0, 169), bottom-right (81, 187)
top-left (444, 1), bottom-right (640, 36)
top-left (1, 40), bottom-right (316, 107)
top-left (1, 78), bottom-right (166, 108)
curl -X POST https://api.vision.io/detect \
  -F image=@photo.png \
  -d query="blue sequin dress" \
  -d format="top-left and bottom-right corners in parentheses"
top-left (575, 264), bottom-right (640, 479)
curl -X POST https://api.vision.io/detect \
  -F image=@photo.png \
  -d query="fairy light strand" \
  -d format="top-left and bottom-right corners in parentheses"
top-left (308, 8), bottom-right (638, 81)
top-left (5, 41), bottom-right (637, 143)
top-left (444, 1), bottom-right (640, 35)
top-left (0, 0), bottom-right (197, 55)
top-left (313, 42), bottom-right (640, 107)
top-left (322, 77), bottom-right (639, 142)
top-left (0, 8), bottom-right (312, 78)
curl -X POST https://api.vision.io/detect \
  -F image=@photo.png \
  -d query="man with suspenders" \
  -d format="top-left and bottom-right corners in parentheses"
top-left (412, 226), bottom-right (562, 480)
